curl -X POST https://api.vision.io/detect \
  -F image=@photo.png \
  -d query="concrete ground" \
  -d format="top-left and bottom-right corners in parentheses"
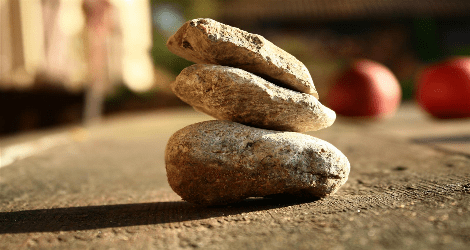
top-left (1, 103), bottom-right (469, 249)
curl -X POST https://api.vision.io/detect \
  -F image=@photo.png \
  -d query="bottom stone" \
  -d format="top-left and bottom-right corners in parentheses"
top-left (165, 120), bottom-right (350, 205)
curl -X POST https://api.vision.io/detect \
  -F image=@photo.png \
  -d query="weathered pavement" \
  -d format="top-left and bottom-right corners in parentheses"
top-left (1, 104), bottom-right (469, 249)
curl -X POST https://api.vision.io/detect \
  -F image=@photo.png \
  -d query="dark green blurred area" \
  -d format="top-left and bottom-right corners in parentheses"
top-left (150, 0), bottom-right (192, 76)
top-left (150, 0), bottom-right (220, 76)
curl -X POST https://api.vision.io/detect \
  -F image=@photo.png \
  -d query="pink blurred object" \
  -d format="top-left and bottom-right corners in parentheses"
top-left (82, 0), bottom-right (114, 124)
top-left (416, 57), bottom-right (470, 119)
top-left (325, 59), bottom-right (402, 118)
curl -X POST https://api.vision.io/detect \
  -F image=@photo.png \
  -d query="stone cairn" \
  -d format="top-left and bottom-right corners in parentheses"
top-left (165, 18), bottom-right (350, 205)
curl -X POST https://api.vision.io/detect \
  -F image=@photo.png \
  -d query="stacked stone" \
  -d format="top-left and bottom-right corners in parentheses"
top-left (165, 18), bottom-right (350, 205)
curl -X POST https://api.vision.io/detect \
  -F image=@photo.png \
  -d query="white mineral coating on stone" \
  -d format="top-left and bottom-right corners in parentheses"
top-left (171, 64), bottom-right (335, 132)
top-left (165, 120), bottom-right (350, 205)
top-left (166, 18), bottom-right (319, 98)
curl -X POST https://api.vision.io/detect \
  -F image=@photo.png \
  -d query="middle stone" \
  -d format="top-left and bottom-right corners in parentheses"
top-left (171, 64), bottom-right (336, 132)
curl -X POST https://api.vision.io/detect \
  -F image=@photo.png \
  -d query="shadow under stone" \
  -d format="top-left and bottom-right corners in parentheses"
top-left (0, 197), bottom-right (316, 234)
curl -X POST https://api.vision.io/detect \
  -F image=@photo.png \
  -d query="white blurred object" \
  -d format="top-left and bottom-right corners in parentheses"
top-left (113, 0), bottom-right (154, 92)
top-left (19, 0), bottom-right (46, 76)
top-left (123, 53), bottom-right (155, 92)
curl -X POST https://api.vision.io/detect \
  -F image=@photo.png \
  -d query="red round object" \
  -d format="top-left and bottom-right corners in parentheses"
top-left (325, 59), bottom-right (402, 118)
top-left (416, 57), bottom-right (470, 119)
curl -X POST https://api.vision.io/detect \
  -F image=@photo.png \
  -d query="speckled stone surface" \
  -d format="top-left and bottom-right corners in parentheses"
top-left (171, 64), bottom-right (335, 132)
top-left (166, 18), bottom-right (318, 98)
top-left (165, 120), bottom-right (350, 205)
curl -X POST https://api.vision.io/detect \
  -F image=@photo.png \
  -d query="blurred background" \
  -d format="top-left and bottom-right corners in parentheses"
top-left (1, 0), bottom-right (470, 136)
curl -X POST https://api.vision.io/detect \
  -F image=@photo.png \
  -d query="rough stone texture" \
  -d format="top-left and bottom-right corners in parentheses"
top-left (166, 18), bottom-right (319, 98)
top-left (165, 120), bottom-right (350, 205)
top-left (171, 64), bottom-right (335, 132)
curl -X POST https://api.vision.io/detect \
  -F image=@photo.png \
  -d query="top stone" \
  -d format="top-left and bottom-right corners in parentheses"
top-left (166, 18), bottom-right (319, 99)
